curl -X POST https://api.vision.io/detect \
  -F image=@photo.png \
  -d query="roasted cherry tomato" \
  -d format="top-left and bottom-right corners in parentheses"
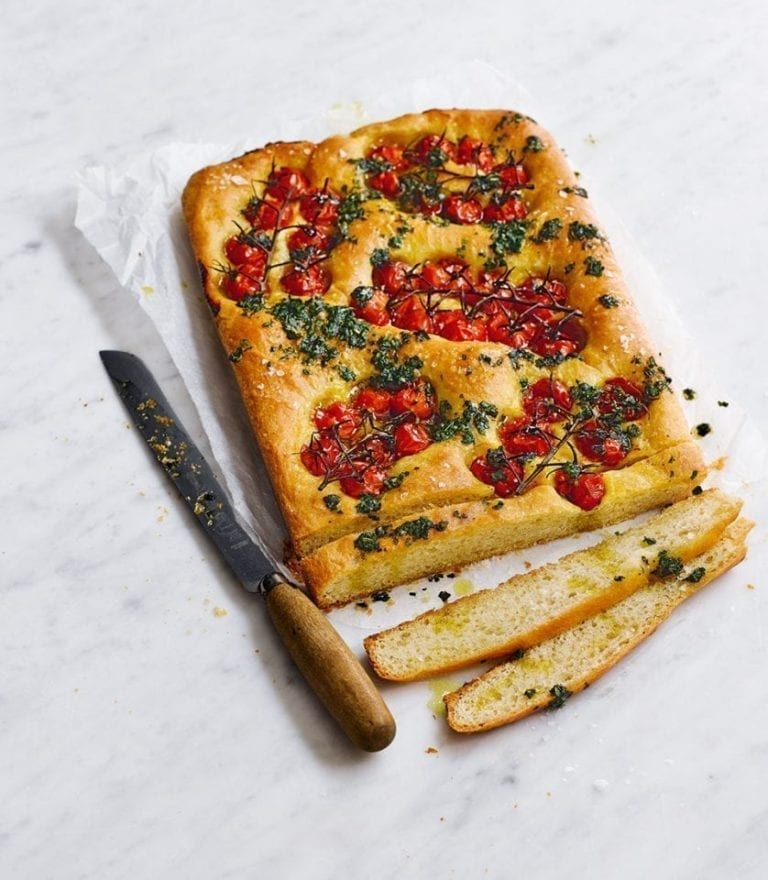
top-left (351, 287), bottom-right (391, 326)
top-left (553, 468), bottom-right (606, 510)
top-left (368, 170), bottom-right (402, 198)
top-left (442, 195), bottom-right (483, 224)
top-left (339, 466), bottom-right (388, 498)
top-left (495, 163), bottom-right (529, 188)
top-left (432, 309), bottom-right (488, 341)
top-left (409, 134), bottom-right (457, 166)
top-left (313, 402), bottom-right (362, 440)
top-left (224, 236), bottom-right (263, 266)
top-left (598, 377), bottom-right (647, 421)
top-left (280, 263), bottom-right (330, 296)
top-left (499, 422), bottom-right (553, 458)
top-left (372, 260), bottom-right (410, 294)
top-left (574, 420), bottom-right (631, 467)
top-left (265, 166), bottom-right (310, 201)
top-left (287, 225), bottom-right (334, 256)
top-left (456, 136), bottom-right (495, 172)
top-left (393, 422), bottom-right (432, 458)
top-left (523, 377), bottom-right (574, 423)
top-left (390, 296), bottom-right (434, 333)
top-left (368, 144), bottom-right (409, 171)
top-left (222, 260), bottom-right (265, 300)
top-left (299, 432), bottom-right (343, 477)
top-left (243, 197), bottom-right (281, 230)
top-left (469, 451), bottom-right (524, 497)
top-left (299, 189), bottom-right (340, 226)
top-left (390, 379), bottom-right (436, 421)
top-left (354, 387), bottom-right (394, 419)
top-left (482, 194), bottom-right (528, 223)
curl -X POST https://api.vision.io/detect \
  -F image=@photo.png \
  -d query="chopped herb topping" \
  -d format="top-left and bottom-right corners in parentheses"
top-left (524, 688), bottom-right (537, 699)
top-left (685, 566), bottom-right (706, 584)
top-left (568, 221), bottom-right (601, 243)
top-left (548, 684), bottom-right (572, 709)
top-left (695, 423), bottom-right (712, 437)
top-left (523, 135), bottom-right (545, 152)
top-left (584, 256), bottom-right (604, 277)
top-left (322, 494), bottom-right (341, 511)
top-left (532, 218), bottom-right (563, 243)
top-left (353, 516), bottom-right (448, 553)
top-left (229, 339), bottom-right (253, 362)
top-left (652, 550), bottom-right (685, 579)
top-left (682, 388), bottom-right (696, 400)
top-left (438, 590), bottom-right (451, 602)
top-left (355, 493), bottom-right (381, 516)
top-left (598, 294), bottom-right (620, 309)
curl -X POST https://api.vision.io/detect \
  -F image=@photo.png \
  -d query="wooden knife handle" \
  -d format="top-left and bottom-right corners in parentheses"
top-left (263, 578), bottom-right (396, 751)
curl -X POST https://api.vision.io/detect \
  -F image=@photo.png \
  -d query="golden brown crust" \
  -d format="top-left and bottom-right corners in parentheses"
top-left (181, 110), bottom-right (704, 604)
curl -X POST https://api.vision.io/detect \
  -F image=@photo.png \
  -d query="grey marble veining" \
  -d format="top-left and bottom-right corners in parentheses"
top-left (2, 2), bottom-right (768, 878)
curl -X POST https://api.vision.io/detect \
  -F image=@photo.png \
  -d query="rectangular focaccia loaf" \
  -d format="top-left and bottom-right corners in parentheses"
top-left (181, 109), bottom-right (704, 607)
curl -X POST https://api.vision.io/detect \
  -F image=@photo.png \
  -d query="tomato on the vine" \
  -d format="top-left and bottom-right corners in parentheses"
top-left (354, 387), bottom-right (393, 418)
top-left (313, 402), bottom-right (362, 440)
top-left (598, 377), bottom-right (646, 421)
top-left (523, 377), bottom-right (574, 423)
top-left (368, 170), bottom-right (402, 198)
top-left (553, 468), bottom-right (606, 510)
top-left (469, 451), bottom-right (524, 497)
top-left (280, 263), bottom-right (330, 296)
top-left (393, 422), bottom-right (432, 458)
top-left (441, 195), bottom-right (483, 224)
top-left (390, 379), bottom-right (435, 420)
top-left (265, 167), bottom-right (310, 200)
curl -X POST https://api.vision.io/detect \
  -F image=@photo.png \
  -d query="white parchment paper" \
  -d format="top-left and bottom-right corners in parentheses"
top-left (75, 61), bottom-right (766, 616)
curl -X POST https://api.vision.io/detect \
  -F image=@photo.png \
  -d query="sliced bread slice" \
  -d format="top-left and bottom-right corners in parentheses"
top-left (364, 490), bottom-right (742, 681)
top-left (444, 516), bottom-right (752, 733)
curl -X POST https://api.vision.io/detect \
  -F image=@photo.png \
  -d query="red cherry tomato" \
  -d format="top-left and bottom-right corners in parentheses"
top-left (372, 260), bottom-right (410, 294)
top-left (523, 378), bottom-right (574, 423)
top-left (553, 468), bottom-right (606, 510)
top-left (529, 317), bottom-right (587, 358)
top-left (354, 387), bottom-right (394, 419)
top-left (224, 236), bottom-right (262, 266)
top-left (416, 261), bottom-right (453, 290)
top-left (499, 422), bottom-right (553, 458)
top-left (368, 170), bottom-right (402, 198)
top-left (298, 189), bottom-right (340, 225)
top-left (353, 434), bottom-right (396, 470)
top-left (313, 402), bottom-right (362, 440)
top-left (410, 134), bottom-right (457, 166)
top-left (300, 432), bottom-right (343, 477)
top-left (482, 194), bottom-right (528, 223)
top-left (495, 163), bottom-right (530, 188)
top-left (469, 451), bottom-right (524, 497)
top-left (390, 379), bottom-right (436, 421)
top-left (368, 144), bottom-right (409, 171)
top-left (243, 198), bottom-right (281, 230)
top-left (287, 225), bottom-right (334, 255)
top-left (598, 378), bottom-right (647, 421)
top-left (456, 136), bottom-right (495, 172)
top-left (432, 310), bottom-right (488, 341)
top-left (390, 296), bottom-right (434, 333)
top-left (574, 420), bottom-right (630, 467)
top-left (442, 195), bottom-right (484, 224)
top-left (265, 167), bottom-right (310, 201)
top-left (222, 269), bottom-right (263, 301)
top-left (352, 287), bottom-right (391, 326)
top-left (280, 263), bottom-right (330, 296)
top-left (339, 466), bottom-right (388, 498)
top-left (393, 422), bottom-right (432, 458)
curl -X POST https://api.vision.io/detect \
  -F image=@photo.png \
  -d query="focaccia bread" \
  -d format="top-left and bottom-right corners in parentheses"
top-left (182, 109), bottom-right (704, 607)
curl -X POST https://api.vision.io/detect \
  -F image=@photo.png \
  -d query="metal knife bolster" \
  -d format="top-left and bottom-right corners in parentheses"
top-left (99, 350), bottom-right (271, 593)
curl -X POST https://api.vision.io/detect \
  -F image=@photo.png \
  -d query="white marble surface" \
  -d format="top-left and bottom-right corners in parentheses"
top-left (2, 2), bottom-right (768, 878)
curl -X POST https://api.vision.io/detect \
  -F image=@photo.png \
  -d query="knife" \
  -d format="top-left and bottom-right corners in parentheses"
top-left (99, 350), bottom-right (396, 752)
